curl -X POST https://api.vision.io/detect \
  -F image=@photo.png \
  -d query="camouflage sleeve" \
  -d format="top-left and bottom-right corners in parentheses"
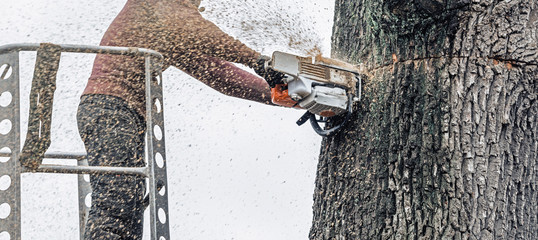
top-left (172, 53), bottom-right (272, 105)
top-left (157, 3), bottom-right (261, 69)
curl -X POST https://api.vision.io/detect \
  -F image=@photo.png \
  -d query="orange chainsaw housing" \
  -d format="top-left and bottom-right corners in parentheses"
top-left (270, 84), bottom-right (303, 109)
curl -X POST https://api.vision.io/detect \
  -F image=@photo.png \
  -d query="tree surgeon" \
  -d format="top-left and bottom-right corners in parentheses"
top-left (310, 0), bottom-right (537, 239)
top-left (77, 0), bottom-right (280, 239)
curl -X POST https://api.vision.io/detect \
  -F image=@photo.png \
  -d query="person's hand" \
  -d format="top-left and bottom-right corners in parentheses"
top-left (254, 55), bottom-right (286, 88)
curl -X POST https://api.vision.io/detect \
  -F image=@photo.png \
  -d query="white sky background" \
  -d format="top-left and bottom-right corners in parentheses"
top-left (0, 0), bottom-right (334, 239)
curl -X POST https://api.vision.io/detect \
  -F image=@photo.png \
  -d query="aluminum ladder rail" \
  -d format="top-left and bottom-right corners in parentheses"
top-left (0, 43), bottom-right (171, 240)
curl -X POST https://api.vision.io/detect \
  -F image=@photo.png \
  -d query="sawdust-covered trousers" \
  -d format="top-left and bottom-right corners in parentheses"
top-left (77, 94), bottom-right (146, 240)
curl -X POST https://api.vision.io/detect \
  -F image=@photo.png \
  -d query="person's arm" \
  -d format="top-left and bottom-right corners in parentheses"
top-left (155, 2), bottom-right (262, 69)
top-left (146, 1), bottom-right (275, 104)
top-left (173, 52), bottom-right (273, 105)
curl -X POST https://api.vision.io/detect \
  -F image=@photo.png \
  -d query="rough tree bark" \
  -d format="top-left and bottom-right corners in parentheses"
top-left (310, 0), bottom-right (537, 239)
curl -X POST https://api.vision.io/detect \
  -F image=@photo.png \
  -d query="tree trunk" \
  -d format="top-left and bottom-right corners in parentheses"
top-left (309, 1), bottom-right (537, 239)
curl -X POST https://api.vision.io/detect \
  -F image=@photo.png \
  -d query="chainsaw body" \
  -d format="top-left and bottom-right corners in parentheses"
top-left (266, 51), bottom-right (361, 136)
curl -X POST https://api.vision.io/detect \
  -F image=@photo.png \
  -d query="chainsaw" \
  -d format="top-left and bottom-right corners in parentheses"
top-left (264, 51), bottom-right (361, 137)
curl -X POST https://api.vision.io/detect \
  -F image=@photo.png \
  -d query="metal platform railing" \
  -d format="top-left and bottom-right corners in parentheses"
top-left (0, 43), bottom-right (170, 240)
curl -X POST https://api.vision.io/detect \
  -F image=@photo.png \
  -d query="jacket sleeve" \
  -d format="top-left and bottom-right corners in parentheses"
top-left (156, 3), bottom-right (261, 69)
top-left (173, 53), bottom-right (272, 105)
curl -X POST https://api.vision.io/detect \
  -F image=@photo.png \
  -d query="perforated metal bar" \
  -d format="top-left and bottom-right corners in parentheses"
top-left (0, 51), bottom-right (22, 240)
top-left (145, 56), bottom-right (171, 240)
top-left (76, 158), bottom-right (90, 240)
top-left (20, 44), bottom-right (62, 169)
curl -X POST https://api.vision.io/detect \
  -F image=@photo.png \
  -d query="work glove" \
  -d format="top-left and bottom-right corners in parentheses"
top-left (254, 55), bottom-right (286, 88)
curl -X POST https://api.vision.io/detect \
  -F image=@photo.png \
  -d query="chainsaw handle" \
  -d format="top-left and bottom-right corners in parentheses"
top-left (309, 112), bottom-right (345, 137)
top-left (307, 93), bottom-right (354, 137)
top-left (296, 112), bottom-right (313, 126)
